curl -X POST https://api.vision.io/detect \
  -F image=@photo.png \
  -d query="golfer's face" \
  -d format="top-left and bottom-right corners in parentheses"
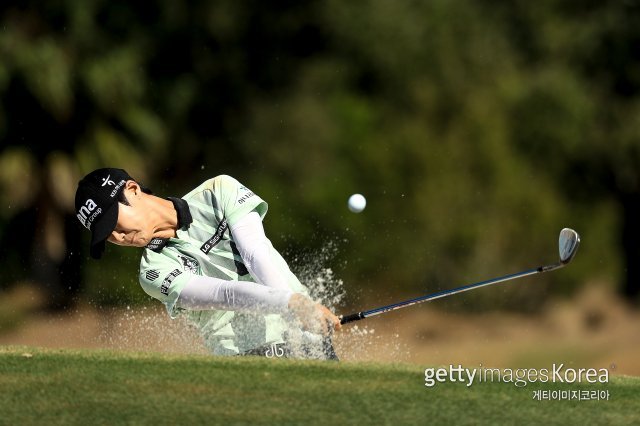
top-left (107, 203), bottom-right (152, 247)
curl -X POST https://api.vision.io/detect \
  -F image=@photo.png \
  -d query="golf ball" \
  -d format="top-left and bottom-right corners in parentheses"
top-left (348, 194), bottom-right (366, 213)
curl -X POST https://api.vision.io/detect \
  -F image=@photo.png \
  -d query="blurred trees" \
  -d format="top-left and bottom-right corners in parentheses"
top-left (0, 0), bottom-right (168, 308)
top-left (0, 0), bottom-right (637, 311)
top-left (492, 0), bottom-right (640, 300)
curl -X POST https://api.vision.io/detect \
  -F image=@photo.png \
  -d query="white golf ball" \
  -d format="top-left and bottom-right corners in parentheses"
top-left (348, 194), bottom-right (366, 213)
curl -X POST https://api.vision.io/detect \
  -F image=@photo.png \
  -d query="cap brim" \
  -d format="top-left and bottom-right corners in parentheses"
top-left (89, 203), bottom-right (119, 259)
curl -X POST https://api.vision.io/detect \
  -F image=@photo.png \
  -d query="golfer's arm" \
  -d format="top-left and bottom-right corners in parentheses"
top-left (176, 275), bottom-right (293, 314)
top-left (229, 211), bottom-right (291, 291)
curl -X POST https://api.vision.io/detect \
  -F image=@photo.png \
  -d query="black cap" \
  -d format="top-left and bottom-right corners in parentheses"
top-left (75, 168), bottom-right (133, 259)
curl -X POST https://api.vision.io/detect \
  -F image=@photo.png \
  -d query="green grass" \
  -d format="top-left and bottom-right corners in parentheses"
top-left (0, 346), bottom-right (638, 425)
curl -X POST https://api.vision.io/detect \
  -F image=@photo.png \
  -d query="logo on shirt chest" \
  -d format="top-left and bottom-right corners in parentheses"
top-left (177, 254), bottom-right (200, 274)
top-left (145, 270), bottom-right (160, 281)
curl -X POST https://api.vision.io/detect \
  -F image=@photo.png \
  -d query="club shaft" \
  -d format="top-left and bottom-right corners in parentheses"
top-left (340, 262), bottom-right (563, 325)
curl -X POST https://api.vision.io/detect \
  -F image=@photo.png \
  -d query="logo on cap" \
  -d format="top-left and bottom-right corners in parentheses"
top-left (77, 199), bottom-right (102, 229)
top-left (101, 175), bottom-right (115, 186)
top-left (75, 168), bottom-right (145, 259)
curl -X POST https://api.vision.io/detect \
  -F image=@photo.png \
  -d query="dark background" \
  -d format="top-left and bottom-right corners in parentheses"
top-left (1, 0), bottom-right (638, 314)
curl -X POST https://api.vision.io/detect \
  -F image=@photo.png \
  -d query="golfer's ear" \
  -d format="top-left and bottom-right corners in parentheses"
top-left (124, 180), bottom-right (140, 196)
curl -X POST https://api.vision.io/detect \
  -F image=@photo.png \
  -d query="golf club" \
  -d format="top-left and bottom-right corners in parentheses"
top-left (339, 228), bottom-right (580, 325)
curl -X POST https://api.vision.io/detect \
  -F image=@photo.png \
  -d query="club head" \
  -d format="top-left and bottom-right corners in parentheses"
top-left (559, 228), bottom-right (580, 264)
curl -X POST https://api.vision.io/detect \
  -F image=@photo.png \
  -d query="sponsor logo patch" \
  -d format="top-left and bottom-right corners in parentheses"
top-left (101, 174), bottom-right (115, 186)
top-left (76, 199), bottom-right (99, 229)
top-left (145, 270), bottom-right (160, 281)
top-left (160, 269), bottom-right (182, 295)
top-left (200, 218), bottom-right (228, 254)
top-left (237, 191), bottom-right (255, 205)
top-left (177, 255), bottom-right (199, 273)
top-left (146, 238), bottom-right (169, 252)
top-left (109, 179), bottom-right (126, 197)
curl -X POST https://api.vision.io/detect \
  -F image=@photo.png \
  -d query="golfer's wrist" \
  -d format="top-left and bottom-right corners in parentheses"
top-left (287, 293), bottom-right (316, 313)
top-left (287, 293), bottom-right (306, 309)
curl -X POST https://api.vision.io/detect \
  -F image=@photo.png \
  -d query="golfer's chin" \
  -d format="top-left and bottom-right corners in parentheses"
top-left (108, 235), bottom-right (151, 248)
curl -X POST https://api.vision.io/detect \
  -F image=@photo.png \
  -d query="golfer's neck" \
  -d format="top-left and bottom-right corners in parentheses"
top-left (149, 196), bottom-right (179, 238)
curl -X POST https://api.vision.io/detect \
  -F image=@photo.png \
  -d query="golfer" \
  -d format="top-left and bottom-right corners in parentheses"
top-left (75, 168), bottom-right (341, 359)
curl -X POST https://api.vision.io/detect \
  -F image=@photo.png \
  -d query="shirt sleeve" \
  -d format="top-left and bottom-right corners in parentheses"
top-left (176, 275), bottom-right (292, 314)
top-left (229, 211), bottom-right (292, 292)
top-left (213, 175), bottom-right (268, 227)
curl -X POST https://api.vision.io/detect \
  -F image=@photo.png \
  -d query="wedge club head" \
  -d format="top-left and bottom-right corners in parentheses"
top-left (559, 228), bottom-right (580, 264)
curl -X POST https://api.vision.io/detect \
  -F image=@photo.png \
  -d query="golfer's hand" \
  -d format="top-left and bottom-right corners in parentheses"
top-left (288, 293), bottom-right (342, 335)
